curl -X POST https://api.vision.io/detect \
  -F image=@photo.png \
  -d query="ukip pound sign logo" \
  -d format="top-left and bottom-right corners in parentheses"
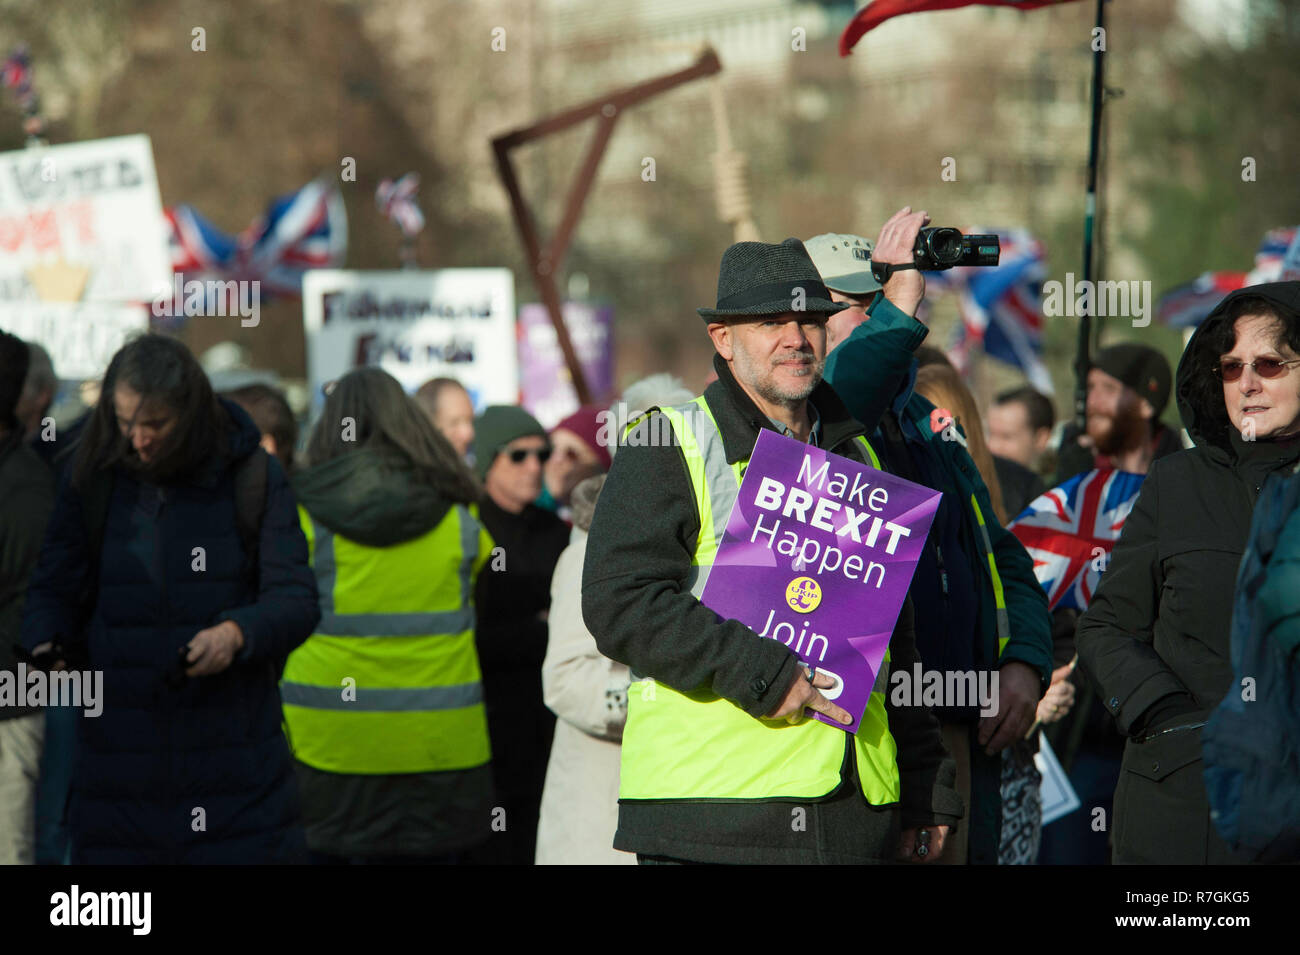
top-left (785, 576), bottom-right (822, 614)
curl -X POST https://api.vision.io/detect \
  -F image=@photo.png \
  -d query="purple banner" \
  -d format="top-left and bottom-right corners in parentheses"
top-left (517, 301), bottom-right (614, 429)
top-left (700, 429), bottom-right (941, 734)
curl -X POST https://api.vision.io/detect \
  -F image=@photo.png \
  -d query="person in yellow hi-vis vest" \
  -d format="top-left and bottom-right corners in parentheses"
top-left (286, 367), bottom-right (495, 863)
top-left (582, 239), bottom-right (962, 864)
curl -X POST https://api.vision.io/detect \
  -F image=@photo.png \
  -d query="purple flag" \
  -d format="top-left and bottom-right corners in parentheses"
top-left (700, 430), bottom-right (941, 733)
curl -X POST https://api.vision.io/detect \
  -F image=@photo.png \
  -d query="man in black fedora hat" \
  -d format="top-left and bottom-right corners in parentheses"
top-left (582, 237), bottom-right (961, 864)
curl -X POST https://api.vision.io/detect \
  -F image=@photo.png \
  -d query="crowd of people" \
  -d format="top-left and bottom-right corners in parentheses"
top-left (2, 209), bottom-right (1298, 865)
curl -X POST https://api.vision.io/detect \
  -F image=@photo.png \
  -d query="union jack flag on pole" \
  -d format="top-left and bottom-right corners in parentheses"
top-left (1008, 468), bottom-right (1146, 612)
top-left (376, 173), bottom-right (426, 239)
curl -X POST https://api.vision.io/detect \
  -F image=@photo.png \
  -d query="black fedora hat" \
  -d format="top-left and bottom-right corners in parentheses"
top-left (697, 237), bottom-right (848, 320)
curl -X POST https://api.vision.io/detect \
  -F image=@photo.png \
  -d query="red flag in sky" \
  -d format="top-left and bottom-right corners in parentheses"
top-left (840, 0), bottom-right (1083, 56)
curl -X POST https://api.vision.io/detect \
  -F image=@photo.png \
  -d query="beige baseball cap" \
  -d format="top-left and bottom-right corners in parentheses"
top-left (804, 233), bottom-right (882, 296)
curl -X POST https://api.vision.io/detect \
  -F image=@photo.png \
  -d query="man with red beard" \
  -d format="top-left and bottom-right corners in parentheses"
top-left (1054, 344), bottom-right (1181, 484)
top-left (1040, 342), bottom-right (1180, 865)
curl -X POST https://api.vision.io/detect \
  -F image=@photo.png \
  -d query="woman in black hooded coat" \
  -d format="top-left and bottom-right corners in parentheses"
top-left (1077, 281), bottom-right (1300, 864)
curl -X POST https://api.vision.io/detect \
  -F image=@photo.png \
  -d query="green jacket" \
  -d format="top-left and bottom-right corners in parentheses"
top-left (824, 295), bottom-right (1053, 864)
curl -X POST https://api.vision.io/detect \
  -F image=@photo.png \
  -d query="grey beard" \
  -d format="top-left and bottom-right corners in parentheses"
top-left (756, 364), bottom-right (823, 406)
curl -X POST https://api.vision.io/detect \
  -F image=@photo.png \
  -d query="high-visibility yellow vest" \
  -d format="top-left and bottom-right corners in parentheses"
top-left (282, 503), bottom-right (494, 775)
top-left (619, 396), bottom-right (901, 804)
top-left (969, 493), bottom-right (1011, 658)
top-left (928, 418), bottom-right (1013, 659)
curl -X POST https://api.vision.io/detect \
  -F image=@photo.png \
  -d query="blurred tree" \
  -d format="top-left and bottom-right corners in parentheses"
top-left (1122, 0), bottom-right (1300, 299)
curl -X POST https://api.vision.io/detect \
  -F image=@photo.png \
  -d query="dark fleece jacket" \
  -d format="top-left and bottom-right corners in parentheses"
top-left (582, 354), bottom-right (961, 864)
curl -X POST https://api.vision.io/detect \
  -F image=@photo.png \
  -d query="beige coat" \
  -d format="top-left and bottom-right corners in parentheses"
top-left (535, 478), bottom-right (636, 865)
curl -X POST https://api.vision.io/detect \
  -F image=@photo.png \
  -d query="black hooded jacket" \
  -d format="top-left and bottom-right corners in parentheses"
top-left (1076, 281), bottom-right (1300, 864)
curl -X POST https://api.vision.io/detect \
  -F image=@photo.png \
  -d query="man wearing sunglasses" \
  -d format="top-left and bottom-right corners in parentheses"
top-left (466, 406), bottom-right (570, 864)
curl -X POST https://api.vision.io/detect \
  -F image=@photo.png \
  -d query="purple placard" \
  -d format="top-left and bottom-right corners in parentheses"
top-left (517, 302), bottom-right (614, 429)
top-left (700, 429), bottom-right (941, 734)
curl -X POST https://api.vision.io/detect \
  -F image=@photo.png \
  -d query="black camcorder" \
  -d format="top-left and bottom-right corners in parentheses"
top-left (912, 228), bottom-right (1000, 271)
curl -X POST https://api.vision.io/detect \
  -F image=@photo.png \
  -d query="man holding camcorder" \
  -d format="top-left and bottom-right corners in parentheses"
top-left (810, 208), bottom-right (1054, 865)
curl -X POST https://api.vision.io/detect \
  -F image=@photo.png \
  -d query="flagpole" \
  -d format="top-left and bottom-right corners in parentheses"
top-left (1074, 0), bottom-right (1107, 433)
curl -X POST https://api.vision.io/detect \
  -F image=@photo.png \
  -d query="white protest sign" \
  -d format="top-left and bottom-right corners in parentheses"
top-left (1036, 734), bottom-right (1082, 826)
top-left (301, 269), bottom-right (518, 409)
top-left (0, 303), bottom-right (148, 380)
top-left (0, 135), bottom-right (171, 303)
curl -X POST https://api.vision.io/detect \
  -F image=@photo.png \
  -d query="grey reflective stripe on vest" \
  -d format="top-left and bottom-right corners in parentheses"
top-left (311, 512), bottom-right (476, 637)
top-left (456, 505), bottom-right (479, 606)
top-left (313, 516), bottom-right (339, 615)
top-left (672, 399), bottom-right (741, 598)
top-left (971, 514), bottom-right (1012, 643)
top-left (319, 608), bottom-right (476, 636)
top-left (280, 681), bottom-right (483, 711)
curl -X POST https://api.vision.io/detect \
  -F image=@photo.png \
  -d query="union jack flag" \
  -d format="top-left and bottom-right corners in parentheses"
top-left (1008, 468), bottom-right (1146, 611)
top-left (930, 227), bottom-right (1053, 394)
top-left (376, 173), bottom-right (425, 238)
top-left (162, 176), bottom-right (347, 317)
top-left (1157, 270), bottom-right (1247, 328)
top-left (1246, 226), bottom-right (1300, 286)
top-left (1, 47), bottom-right (33, 101)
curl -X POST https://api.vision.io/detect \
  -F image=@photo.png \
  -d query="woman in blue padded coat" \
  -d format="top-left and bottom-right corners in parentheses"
top-left (21, 334), bottom-right (319, 864)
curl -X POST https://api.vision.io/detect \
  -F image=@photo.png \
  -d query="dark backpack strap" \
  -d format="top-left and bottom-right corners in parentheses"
top-left (232, 449), bottom-right (270, 587)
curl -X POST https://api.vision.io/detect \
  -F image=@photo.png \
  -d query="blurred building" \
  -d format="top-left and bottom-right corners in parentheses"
top-left (0, 0), bottom-right (1255, 396)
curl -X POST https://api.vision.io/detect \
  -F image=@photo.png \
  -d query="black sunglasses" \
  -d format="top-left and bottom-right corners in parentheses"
top-left (506, 447), bottom-right (552, 464)
top-left (1213, 358), bottom-right (1300, 382)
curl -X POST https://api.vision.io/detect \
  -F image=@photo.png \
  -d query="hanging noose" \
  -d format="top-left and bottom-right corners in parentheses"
top-left (709, 77), bottom-right (759, 243)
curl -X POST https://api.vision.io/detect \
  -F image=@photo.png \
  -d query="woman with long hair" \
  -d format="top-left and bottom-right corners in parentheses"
top-left (285, 366), bottom-right (495, 863)
top-left (21, 333), bottom-right (319, 864)
top-left (1078, 282), bottom-right (1300, 863)
top-left (912, 363), bottom-right (1008, 522)
top-left (912, 361), bottom-right (1071, 866)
